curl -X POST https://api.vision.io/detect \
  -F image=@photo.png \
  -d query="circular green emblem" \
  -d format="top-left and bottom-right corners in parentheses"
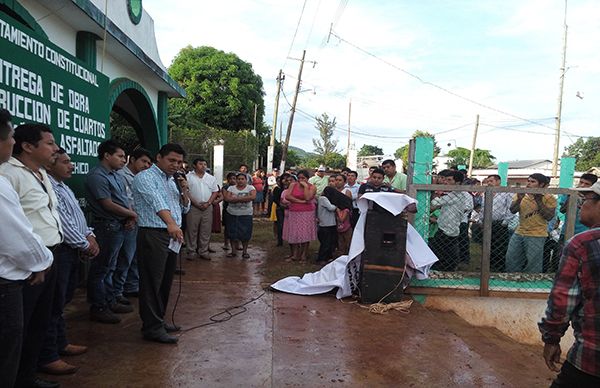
top-left (127, 0), bottom-right (143, 25)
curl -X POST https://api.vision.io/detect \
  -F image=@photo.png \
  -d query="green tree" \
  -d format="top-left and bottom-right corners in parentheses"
top-left (393, 130), bottom-right (441, 168)
top-left (563, 137), bottom-right (600, 171)
top-left (312, 113), bottom-right (339, 167)
top-left (324, 152), bottom-right (347, 169)
top-left (358, 144), bottom-right (384, 156)
top-left (168, 46), bottom-right (265, 132)
top-left (447, 147), bottom-right (495, 169)
top-left (110, 111), bottom-right (140, 154)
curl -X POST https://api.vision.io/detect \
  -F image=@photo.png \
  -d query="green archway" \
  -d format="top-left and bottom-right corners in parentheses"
top-left (0, 0), bottom-right (49, 39)
top-left (108, 78), bottom-right (160, 153)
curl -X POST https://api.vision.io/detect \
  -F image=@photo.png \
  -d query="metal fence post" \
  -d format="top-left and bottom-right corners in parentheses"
top-left (480, 186), bottom-right (493, 296)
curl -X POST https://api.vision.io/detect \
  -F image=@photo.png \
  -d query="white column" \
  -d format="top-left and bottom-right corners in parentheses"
top-left (213, 144), bottom-right (224, 185)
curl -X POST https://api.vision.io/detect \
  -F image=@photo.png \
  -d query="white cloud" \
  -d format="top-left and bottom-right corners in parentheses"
top-left (143, 0), bottom-right (600, 164)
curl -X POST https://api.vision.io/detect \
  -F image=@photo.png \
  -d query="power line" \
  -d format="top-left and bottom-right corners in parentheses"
top-left (328, 29), bottom-right (559, 133)
top-left (282, 0), bottom-right (308, 70)
top-left (304, 0), bottom-right (323, 49)
top-left (479, 123), bottom-right (555, 136)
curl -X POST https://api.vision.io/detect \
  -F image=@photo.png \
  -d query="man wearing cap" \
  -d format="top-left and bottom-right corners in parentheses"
top-left (539, 181), bottom-right (600, 387)
top-left (309, 166), bottom-right (328, 196)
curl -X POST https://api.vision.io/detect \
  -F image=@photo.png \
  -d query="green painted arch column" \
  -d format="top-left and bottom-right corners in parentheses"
top-left (0, 0), bottom-right (49, 38)
top-left (108, 78), bottom-right (161, 152)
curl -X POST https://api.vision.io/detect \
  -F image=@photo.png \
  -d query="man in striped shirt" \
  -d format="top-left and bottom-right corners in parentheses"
top-left (37, 148), bottom-right (99, 375)
top-left (539, 181), bottom-right (600, 387)
top-left (132, 143), bottom-right (190, 344)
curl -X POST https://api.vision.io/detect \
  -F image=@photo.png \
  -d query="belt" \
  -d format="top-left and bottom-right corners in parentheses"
top-left (139, 227), bottom-right (168, 231)
top-left (0, 277), bottom-right (23, 285)
top-left (47, 242), bottom-right (66, 252)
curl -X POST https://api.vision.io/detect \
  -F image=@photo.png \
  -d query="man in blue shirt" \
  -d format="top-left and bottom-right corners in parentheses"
top-left (85, 140), bottom-right (137, 324)
top-left (132, 143), bottom-right (190, 344)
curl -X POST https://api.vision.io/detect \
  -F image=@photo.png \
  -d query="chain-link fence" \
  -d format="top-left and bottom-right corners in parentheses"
top-left (170, 126), bottom-right (261, 173)
top-left (406, 183), bottom-right (579, 297)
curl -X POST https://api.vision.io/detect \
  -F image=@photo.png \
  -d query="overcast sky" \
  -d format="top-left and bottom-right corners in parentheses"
top-left (143, 0), bottom-right (600, 162)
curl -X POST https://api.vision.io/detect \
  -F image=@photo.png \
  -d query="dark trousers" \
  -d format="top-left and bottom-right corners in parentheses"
top-left (491, 221), bottom-right (509, 272)
top-left (0, 280), bottom-right (23, 388)
top-left (39, 245), bottom-right (79, 365)
top-left (16, 261), bottom-right (57, 386)
top-left (275, 208), bottom-right (285, 246)
top-left (317, 225), bottom-right (338, 262)
top-left (458, 222), bottom-right (470, 264)
top-left (551, 361), bottom-right (600, 388)
top-left (430, 230), bottom-right (459, 271)
top-left (350, 208), bottom-right (360, 229)
top-left (137, 228), bottom-right (177, 337)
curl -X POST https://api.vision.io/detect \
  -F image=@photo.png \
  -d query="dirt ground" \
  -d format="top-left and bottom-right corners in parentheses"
top-left (49, 220), bottom-right (557, 387)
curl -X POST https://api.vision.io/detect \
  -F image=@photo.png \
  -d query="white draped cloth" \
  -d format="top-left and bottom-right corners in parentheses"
top-left (271, 192), bottom-right (438, 298)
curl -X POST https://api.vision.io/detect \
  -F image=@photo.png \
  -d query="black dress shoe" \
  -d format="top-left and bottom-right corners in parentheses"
top-left (165, 323), bottom-right (181, 333)
top-left (115, 295), bottom-right (131, 305)
top-left (143, 333), bottom-right (178, 344)
top-left (20, 377), bottom-right (60, 388)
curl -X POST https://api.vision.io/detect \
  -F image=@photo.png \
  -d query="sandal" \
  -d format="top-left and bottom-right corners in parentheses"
top-left (242, 253), bottom-right (250, 259)
top-left (226, 252), bottom-right (237, 258)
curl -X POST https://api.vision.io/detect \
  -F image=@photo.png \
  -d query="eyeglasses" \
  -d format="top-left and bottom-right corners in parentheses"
top-left (579, 195), bottom-right (600, 205)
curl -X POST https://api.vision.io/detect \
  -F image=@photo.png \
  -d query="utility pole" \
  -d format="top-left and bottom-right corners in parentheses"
top-left (280, 50), bottom-right (306, 172)
top-left (253, 103), bottom-right (258, 170)
top-left (267, 70), bottom-right (283, 174)
top-left (468, 114), bottom-right (480, 177)
top-left (552, 0), bottom-right (568, 179)
top-left (346, 99), bottom-right (351, 164)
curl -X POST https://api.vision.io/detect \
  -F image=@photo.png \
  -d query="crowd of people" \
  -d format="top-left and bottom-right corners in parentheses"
top-left (428, 168), bottom-right (599, 274)
top-left (0, 108), bottom-right (193, 387)
top-left (2, 104), bottom-right (600, 387)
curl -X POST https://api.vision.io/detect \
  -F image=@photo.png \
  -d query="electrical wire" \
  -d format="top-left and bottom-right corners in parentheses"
top-left (328, 30), bottom-right (559, 133)
top-left (282, 0), bottom-right (308, 70)
top-left (178, 292), bottom-right (266, 335)
top-left (304, 0), bottom-right (323, 49)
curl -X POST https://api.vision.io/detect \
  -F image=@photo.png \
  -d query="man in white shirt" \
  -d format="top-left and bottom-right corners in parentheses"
top-left (345, 170), bottom-right (361, 227)
top-left (185, 158), bottom-right (219, 260)
top-left (0, 121), bottom-right (62, 388)
top-left (484, 174), bottom-right (514, 272)
top-left (429, 170), bottom-right (473, 271)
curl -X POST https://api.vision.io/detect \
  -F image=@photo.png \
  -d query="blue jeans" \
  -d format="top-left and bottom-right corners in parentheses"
top-left (39, 245), bottom-right (79, 365)
top-left (87, 220), bottom-right (126, 309)
top-left (112, 225), bottom-right (138, 296)
top-left (505, 233), bottom-right (546, 273)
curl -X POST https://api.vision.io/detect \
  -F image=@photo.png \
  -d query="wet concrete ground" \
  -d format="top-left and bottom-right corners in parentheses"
top-left (52, 245), bottom-right (556, 387)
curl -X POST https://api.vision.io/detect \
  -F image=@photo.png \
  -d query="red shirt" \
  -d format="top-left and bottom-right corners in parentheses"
top-left (252, 176), bottom-right (264, 192)
top-left (539, 225), bottom-right (600, 376)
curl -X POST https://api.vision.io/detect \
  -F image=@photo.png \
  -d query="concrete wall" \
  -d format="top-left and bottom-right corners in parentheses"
top-left (20, 1), bottom-right (161, 117)
top-left (21, 1), bottom-right (77, 55)
top-left (88, 0), bottom-right (165, 69)
top-left (420, 295), bottom-right (575, 348)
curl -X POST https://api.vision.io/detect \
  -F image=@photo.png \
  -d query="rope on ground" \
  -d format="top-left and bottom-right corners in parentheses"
top-left (361, 299), bottom-right (413, 314)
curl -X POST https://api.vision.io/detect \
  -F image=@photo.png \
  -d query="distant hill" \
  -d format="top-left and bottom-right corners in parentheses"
top-left (289, 145), bottom-right (317, 159)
